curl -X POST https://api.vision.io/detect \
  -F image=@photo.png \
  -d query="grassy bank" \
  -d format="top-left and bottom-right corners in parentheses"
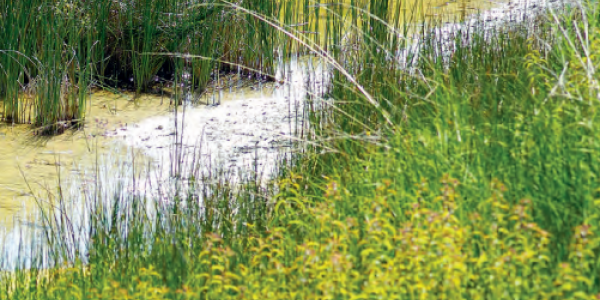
top-left (0, 0), bottom-right (286, 133)
top-left (0, 0), bottom-right (484, 134)
top-left (4, 0), bottom-right (600, 299)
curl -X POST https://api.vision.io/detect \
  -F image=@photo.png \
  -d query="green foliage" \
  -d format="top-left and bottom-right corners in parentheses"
top-left (4, 175), bottom-right (600, 299)
top-left (314, 0), bottom-right (600, 258)
top-left (4, 0), bottom-right (600, 299)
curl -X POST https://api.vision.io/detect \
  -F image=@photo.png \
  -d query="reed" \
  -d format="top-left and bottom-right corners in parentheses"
top-left (0, 0), bottom-right (288, 134)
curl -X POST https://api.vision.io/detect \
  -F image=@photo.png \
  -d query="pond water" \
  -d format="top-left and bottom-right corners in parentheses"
top-left (0, 0), bottom-right (560, 267)
top-left (0, 93), bottom-right (170, 228)
top-left (0, 56), bottom-right (330, 268)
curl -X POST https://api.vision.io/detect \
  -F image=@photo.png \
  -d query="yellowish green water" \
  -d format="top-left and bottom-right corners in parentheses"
top-left (0, 91), bottom-right (171, 228)
top-left (0, 82), bottom-right (280, 232)
top-left (278, 0), bottom-right (501, 48)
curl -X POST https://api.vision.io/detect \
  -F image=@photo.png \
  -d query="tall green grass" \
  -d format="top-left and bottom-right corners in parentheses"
top-left (0, 0), bottom-right (291, 134)
top-left (0, 0), bottom-right (99, 133)
top-left (4, 0), bottom-right (600, 299)
top-left (315, 0), bottom-right (598, 258)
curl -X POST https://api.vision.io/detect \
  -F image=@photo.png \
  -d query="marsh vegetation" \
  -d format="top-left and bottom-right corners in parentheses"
top-left (3, 0), bottom-right (600, 299)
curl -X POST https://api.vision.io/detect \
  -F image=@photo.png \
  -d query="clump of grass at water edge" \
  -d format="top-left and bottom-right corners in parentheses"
top-left (3, 0), bottom-right (600, 299)
top-left (0, 0), bottom-right (284, 134)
